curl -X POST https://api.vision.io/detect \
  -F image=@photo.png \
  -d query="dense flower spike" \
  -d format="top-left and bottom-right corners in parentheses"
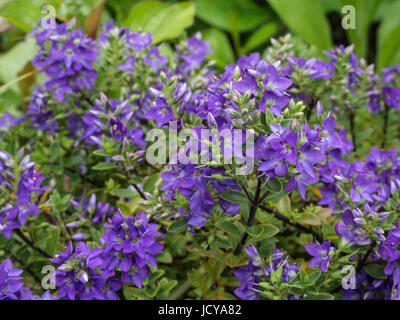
top-left (31, 19), bottom-right (99, 102)
top-left (0, 150), bottom-right (47, 238)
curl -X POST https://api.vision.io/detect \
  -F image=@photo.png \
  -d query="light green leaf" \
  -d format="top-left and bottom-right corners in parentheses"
top-left (376, 1), bottom-right (400, 68)
top-left (293, 213), bottom-right (321, 226)
top-left (0, 0), bottom-right (43, 32)
top-left (243, 22), bottom-right (277, 54)
top-left (267, 0), bottom-right (332, 50)
top-left (113, 188), bottom-right (137, 198)
top-left (143, 173), bottom-right (160, 193)
top-left (0, 37), bottom-right (37, 93)
top-left (202, 28), bottom-right (235, 68)
top-left (124, 1), bottom-right (195, 44)
top-left (277, 195), bottom-right (291, 215)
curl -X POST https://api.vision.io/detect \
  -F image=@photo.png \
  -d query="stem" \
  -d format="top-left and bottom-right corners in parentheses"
top-left (306, 98), bottom-right (315, 121)
top-left (234, 179), bottom-right (263, 255)
top-left (349, 110), bottom-right (357, 152)
top-left (15, 229), bottom-right (51, 258)
top-left (214, 180), bottom-right (263, 287)
top-left (122, 164), bottom-right (147, 200)
top-left (356, 239), bottom-right (376, 272)
top-left (259, 205), bottom-right (324, 243)
top-left (117, 288), bottom-right (126, 300)
top-left (381, 102), bottom-right (389, 149)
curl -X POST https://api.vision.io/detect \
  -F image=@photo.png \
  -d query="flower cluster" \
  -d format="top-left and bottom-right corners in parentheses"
top-left (234, 246), bottom-right (298, 300)
top-left (31, 19), bottom-right (99, 102)
top-left (50, 210), bottom-right (163, 300)
top-left (0, 150), bottom-right (47, 238)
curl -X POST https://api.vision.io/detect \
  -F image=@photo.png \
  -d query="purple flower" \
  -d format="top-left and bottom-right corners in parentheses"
top-left (31, 20), bottom-right (99, 102)
top-left (144, 98), bottom-right (174, 127)
top-left (308, 60), bottom-right (335, 80)
top-left (0, 259), bottom-right (24, 300)
top-left (305, 241), bottom-right (334, 272)
top-left (144, 47), bottom-right (168, 73)
top-left (101, 210), bottom-right (163, 289)
top-left (50, 241), bottom-right (114, 300)
top-left (383, 87), bottom-right (400, 110)
top-left (261, 65), bottom-right (292, 97)
top-left (0, 151), bottom-right (47, 238)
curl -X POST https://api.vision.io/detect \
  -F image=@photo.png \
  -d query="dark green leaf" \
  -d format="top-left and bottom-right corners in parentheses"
top-left (220, 188), bottom-right (250, 204)
top-left (168, 219), bottom-right (188, 233)
top-left (265, 178), bottom-right (282, 193)
top-left (92, 162), bottom-right (116, 170)
top-left (364, 263), bottom-right (387, 280)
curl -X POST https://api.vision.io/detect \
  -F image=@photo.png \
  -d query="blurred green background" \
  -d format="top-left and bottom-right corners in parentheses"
top-left (0, 0), bottom-right (399, 114)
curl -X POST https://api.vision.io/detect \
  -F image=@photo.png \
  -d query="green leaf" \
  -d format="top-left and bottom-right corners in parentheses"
top-left (92, 162), bottom-right (116, 170)
top-left (196, 0), bottom-right (270, 32)
top-left (377, 23), bottom-right (400, 69)
top-left (293, 213), bottom-right (321, 226)
top-left (277, 195), bottom-right (291, 214)
top-left (168, 219), bottom-right (188, 233)
top-left (248, 224), bottom-right (279, 242)
top-left (243, 22), bottom-right (277, 54)
top-left (124, 1), bottom-right (195, 44)
top-left (202, 28), bottom-right (235, 68)
top-left (0, 37), bottom-right (37, 94)
top-left (113, 188), bottom-right (137, 198)
top-left (143, 173), bottom-right (160, 193)
top-left (0, 0), bottom-right (43, 32)
top-left (34, 227), bottom-right (60, 256)
top-left (364, 263), bottom-right (387, 280)
top-left (267, 0), bottom-right (332, 50)
top-left (157, 251), bottom-right (173, 264)
top-left (157, 278), bottom-right (178, 299)
top-left (309, 270), bottom-right (322, 283)
top-left (116, 201), bottom-right (132, 216)
top-left (264, 188), bottom-right (289, 202)
top-left (215, 221), bottom-right (241, 238)
top-left (265, 178), bottom-right (282, 193)
top-left (304, 293), bottom-right (334, 300)
top-left (220, 188), bottom-right (250, 204)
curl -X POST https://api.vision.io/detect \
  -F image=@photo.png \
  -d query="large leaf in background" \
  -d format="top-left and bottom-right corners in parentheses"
top-left (0, 37), bottom-right (37, 93)
top-left (376, 0), bottom-right (400, 69)
top-left (84, 0), bottom-right (106, 39)
top-left (377, 24), bottom-right (400, 70)
top-left (340, 0), bottom-right (379, 59)
top-left (267, 0), bottom-right (332, 51)
top-left (124, 1), bottom-right (195, 44)
top-left (202, 28), bottom-right (234, 68)
top-left (242, 22), bottom-right (277, 54)
top-left (196, 0), bottom-right (270, 32)
top-left (0, 0), bottom-right (43, 32)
